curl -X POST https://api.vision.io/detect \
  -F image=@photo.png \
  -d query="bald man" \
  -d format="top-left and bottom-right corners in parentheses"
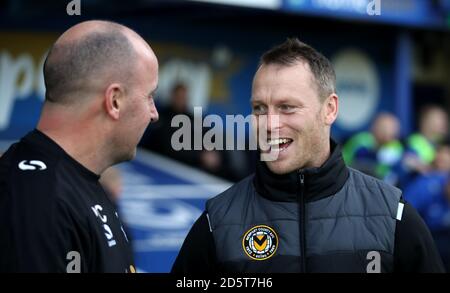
top-left (0, 21), bottom-right (159, 272)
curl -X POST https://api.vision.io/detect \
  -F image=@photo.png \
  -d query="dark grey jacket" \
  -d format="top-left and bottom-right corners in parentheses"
top-left (172, 141), bottom-right (445, 273)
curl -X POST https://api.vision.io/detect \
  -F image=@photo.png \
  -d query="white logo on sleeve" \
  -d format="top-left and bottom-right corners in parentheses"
top-left (18, 160), bottom-right (47, 171)
top-left (91, 204), bottom-right (117, 247)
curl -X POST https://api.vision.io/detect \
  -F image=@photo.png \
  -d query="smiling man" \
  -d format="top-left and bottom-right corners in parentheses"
top-left (171, 38), bottom-right (444, 273)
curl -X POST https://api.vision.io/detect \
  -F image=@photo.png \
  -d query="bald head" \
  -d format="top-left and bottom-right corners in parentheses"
top-left (43, 20), bottom-right (151, 104)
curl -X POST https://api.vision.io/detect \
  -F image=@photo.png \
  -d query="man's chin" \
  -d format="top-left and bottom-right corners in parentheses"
top-left (116, 149), bottom-right (136, 165)
top-left (265, 161), bottom-right (295, 175)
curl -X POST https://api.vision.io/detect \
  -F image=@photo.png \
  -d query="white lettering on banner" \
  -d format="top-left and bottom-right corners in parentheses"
top-left (312, 0), bottom-right (367, 13)
top-left (0, 52), bottom-right (215, 134)
top-left (310, 0), bottom-right (381, 16)
top-left (0, 51), bottom-right (46, 131)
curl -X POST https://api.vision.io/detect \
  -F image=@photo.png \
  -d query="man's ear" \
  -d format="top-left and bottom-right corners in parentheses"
top-left (104, 83), bottom-right (124, 120)
top-left (324, 93), bottom-right (338, 125)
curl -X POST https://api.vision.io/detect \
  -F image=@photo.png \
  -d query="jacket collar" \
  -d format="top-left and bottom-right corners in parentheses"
top-left (253, 139), bottom-right (349, 202)
top-left (23, 129), bottom-right (101, 181)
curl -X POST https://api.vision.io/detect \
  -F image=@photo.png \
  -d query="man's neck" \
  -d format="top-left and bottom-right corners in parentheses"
top-left (38, 126), bottom-right (109, 175)
top-left (306, 139), bottom-right (331, 170)
top-left (37, 108), bottom-right (110, 175)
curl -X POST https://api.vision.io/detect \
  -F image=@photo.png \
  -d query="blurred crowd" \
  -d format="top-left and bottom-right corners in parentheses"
top-left (139, 83), bottom-right (450, 270)
top-left (343, 105), bottom-right (450, 270)
top-left (139, 83), bottom-right (256, 182)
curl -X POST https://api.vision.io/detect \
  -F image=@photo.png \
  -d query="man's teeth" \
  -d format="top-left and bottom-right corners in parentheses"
top-left (267, 138), bottom-right (292, 146)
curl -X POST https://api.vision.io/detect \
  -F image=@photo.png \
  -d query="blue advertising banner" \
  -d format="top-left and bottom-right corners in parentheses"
top-left (190, 0), bottom-right (448, 28)
top-left (0, 29), bottom-right (399, 144)
top-left (283, 0), bottom-right (445, 28)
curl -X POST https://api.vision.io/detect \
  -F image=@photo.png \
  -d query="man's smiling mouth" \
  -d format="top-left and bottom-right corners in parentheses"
top-left (267, 138), bottom-right (293, 152)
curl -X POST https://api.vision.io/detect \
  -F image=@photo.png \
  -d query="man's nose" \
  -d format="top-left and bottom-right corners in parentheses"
top-left (266, 113), bottom-right (281, 132)
top-left (150, 103), bottom-right (159, 123)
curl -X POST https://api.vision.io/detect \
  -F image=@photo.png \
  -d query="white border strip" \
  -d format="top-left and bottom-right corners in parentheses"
top-left (396, 202), bottom-right (405, 221)
top-left (206, 213), bottom-right (213, 232)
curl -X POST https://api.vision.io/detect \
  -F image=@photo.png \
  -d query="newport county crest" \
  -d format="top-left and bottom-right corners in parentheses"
top-left (242, 225), bottom-right (278, 260)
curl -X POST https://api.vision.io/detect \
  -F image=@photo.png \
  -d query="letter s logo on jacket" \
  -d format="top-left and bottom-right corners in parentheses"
top-left (18, 160), bottom-right (47, 171)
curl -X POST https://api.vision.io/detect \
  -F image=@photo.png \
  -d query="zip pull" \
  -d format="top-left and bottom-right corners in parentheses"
top-left (297, 171), bottom-right (305, 196)
top-left (298, 172), bottom-right (305, 185)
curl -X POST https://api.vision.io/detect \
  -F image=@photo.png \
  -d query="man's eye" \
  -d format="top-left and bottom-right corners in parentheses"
top-left (252, 105), bottom-right (266, 115)
top-left (279, 104), bottom-right (294, 112)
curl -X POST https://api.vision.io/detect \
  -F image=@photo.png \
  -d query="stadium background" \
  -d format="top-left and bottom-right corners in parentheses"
top-left (0, 0), bottom-right (449, 272)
